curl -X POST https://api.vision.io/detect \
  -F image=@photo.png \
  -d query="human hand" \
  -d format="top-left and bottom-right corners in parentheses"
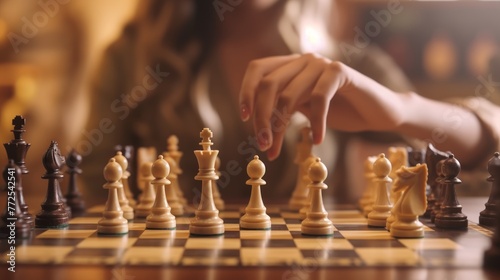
top-left (239, 53), bottom-right (407, 160)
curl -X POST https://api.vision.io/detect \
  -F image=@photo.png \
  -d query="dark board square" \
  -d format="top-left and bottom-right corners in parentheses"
top-left (182, 249), bottom-right (240, 258)
top-left (67, 248), bottom-right (124, 257)
top-left (335, 224), bottom-right (384, 231)
top-left (31, 238), bottom-right (83, 247)
top-left (290, 231), bottom-right (343, 239)
top-left (271, 224), bottom-right (288, 231)
top-left (223, 218), bottom-right (240, 224)
top-left (224, 231), bottom-right (240, 239)
top-left (301, 249), bottom-right (359, 259)
top-left (348, 239), bottom-right (404, 248)
top-left (241, 239), bottom-right (296, 248)
top-left (268, 212), bottom-right (282, 218)
top-left (68, 224), bottom-right (98, 230)
top-left (284, 219), bottom-right (302, 224)
top-left (176, 224), bottom-right (190, 230)
top-left (134, 238), bottom-right (186, 247)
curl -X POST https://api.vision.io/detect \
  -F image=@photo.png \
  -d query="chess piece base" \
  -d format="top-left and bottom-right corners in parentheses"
top-left (479, 211), bottom-right (497, 227)
top-left (301, 218), bottom-right (333, 236)
top-left (135, 206), bottom-right (153, 218)
top-left (240, 214), bottom-right (271, 230)
top-left (390, 220), bottom-right (425, 238)
top-left (146, 211), bottom-right (176, 229)
top-left (189, 217), bottom-right (224, 235)
top-left (97, 221), bottom-right (128, 235)
top-left (120, 205), bottom-right (134, 221)
top-left (367, 209), bottom-right (391, 228)
top-left (435, 215), bottom-right (468, 229)
top-left (35, 209), bottom-right (69, 228)
top-left (483, 247), bottom-right (500, 268)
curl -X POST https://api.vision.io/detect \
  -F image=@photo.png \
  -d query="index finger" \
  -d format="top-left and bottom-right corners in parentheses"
top-left (239, 54), bottom-right (300, 121)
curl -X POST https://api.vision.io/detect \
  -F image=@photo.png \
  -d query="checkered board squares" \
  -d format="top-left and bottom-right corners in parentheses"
top-left (0, 204), bottom-right (494, 269)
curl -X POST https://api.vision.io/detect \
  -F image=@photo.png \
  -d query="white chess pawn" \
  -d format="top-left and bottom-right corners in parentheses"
top-left (164, 156), bottom-right (184, 216)
top-left (301, 158), bottom-right (333, 236)
top-left (135, 162), bottom-right (156, 218)
top-left (113, 152), bottom-right (134, 220)
top-left (146, 155), bottom-right (176, 229)
top-left (240, 155), bottom-right (271, 230)
top-left (299, 156), bottom-right (316, 220)
top-left (367, 154), bottom-right (393, 227)
top-left (98, 158), bottom-right (129, 235)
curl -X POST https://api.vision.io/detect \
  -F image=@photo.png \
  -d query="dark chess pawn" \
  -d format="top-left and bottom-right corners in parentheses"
top-left (480, 152), bottom-right (500, 227)
top-left (4, 115), bottom-right (33, 227)
top-left (435, 154), bottom-right (468, 229)
top-left (407, 147), bottom-right (425, 167)
top-left (0, 160), bottom-right (31, 239)
top-left (483, 168), bottom-right (500, 267)
top-left (65, 149), bottom-right (85, 215)
top-left (35, 141), bottom-right (69, 228)
top-left (424, 144), bottom-right (448, 218)
top-left (431, 159), bottom-right (446, 223)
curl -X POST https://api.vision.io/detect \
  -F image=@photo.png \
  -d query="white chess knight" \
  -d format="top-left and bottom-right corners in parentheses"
top-left (390, 164), bottom-right (428, 238)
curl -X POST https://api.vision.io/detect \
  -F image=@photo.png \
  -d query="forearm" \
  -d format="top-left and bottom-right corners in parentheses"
top-left (396, 92), bottom-right (492, 167)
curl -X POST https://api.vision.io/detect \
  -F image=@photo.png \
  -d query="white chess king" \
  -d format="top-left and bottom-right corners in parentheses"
top-left (189, 128), bottom-right (224, 235)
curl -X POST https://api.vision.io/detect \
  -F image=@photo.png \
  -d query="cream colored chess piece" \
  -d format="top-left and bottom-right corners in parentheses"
top-left (388, 147), bottom-right (408, 203)
top-left (164, 135), bottom-right (187, 205)
top-left (299, 156), bottom-right (317, 220)
top-left (189, 128), bottom-right (224, 235)
top-left (113, 152), bottom-right (134, 220)
top-left (289, 127), bottom-right (314, 210)
top-left (301, 158), bottom-right (333, 236)
top-left (360, 156), bottom-right (377, 216)
top-left (164, 156), bottom-right (184, 216)
top-left (240, 155), bottom-right (271, 230)
top-left (390, 164), bottom-right (428, 238)
top-left (97, 158), bottom-right (129, 235)
top-left (213, 156), bottom-right (225, 210)
top-left (135, 162), bottom-right (156, 218)
top-left (146, 155), bottom-right (176, 229)
top-left (367, 154), bottom-right (393, 227)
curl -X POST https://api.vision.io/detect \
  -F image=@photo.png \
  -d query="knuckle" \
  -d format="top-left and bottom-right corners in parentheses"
top-left (328, 61), bottom-right (346, 73)
top-left (258, 77), bottom-right (278, 93)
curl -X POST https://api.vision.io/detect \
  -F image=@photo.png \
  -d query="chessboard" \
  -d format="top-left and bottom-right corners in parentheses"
top-left (0, 203), bottom-right (494, 269)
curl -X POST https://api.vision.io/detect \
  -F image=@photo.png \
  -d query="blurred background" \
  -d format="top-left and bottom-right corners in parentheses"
top-left (0, 0), bottom-right (499, 209)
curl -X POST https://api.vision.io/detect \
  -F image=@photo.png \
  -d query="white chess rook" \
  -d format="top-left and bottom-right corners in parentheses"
top-left (240, 155), bottom-right (271, 230)
top-left (190, 128), bottom-right (224, 235)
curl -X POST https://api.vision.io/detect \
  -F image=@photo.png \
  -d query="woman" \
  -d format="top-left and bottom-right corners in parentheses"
top-left (84, 0), bottom-right (498, 204)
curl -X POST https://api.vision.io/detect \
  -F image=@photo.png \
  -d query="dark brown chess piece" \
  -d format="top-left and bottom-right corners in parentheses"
top-left (3, 115), bottom-right (33, 227)
top-left (435, 154), bottom-right (468, 229)
top-left (431, 159), bottom-right (446, 223)
top-left (483, 151), bottom-right (500, 268)
top-left (35, 141), bottom-right (69, 228)
top-left (407, 147), bottom-right (425, 167)
top-left (424, 144), bottom-right (448, 218)
top-left (65, 149), bottom-right (85, 215)
top-left (480, 152), bottom-right (500, 227)
top-left (0, 160), bottom-right (31, 239)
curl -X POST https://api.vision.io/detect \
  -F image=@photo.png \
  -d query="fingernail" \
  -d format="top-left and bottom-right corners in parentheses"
top-left (240, 104), bottom-right (250, 121)
top-left (258, 130), bottom-right (271, 150)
